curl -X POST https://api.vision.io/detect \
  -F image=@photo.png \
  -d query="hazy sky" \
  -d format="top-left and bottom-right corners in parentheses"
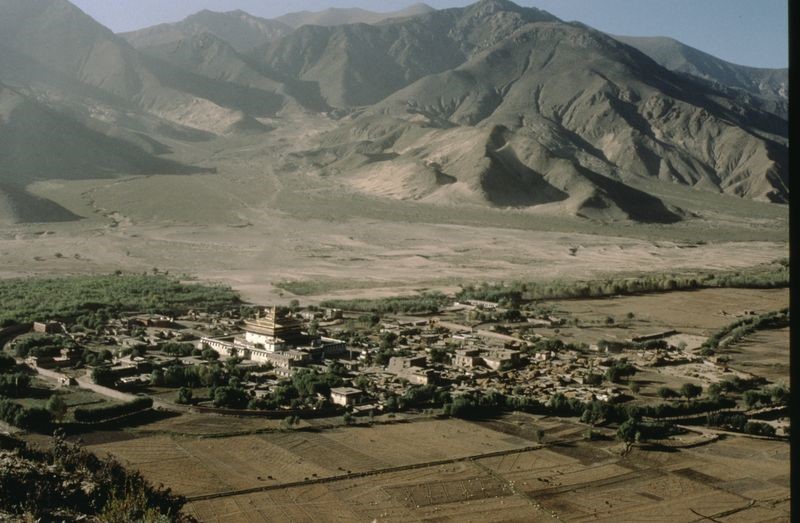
top-left (70, 0), bottom-right (788, 68)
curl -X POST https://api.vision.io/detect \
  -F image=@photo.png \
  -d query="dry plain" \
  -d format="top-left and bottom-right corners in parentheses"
top-left (0, 115), bottom-right (789, 305)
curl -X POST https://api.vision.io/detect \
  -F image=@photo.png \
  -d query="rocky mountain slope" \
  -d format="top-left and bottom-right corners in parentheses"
top-left (121, 9), bottom-right (294, 53)
top-left (267, 1), bottom-right (787, 215)
top-left (276, 4), bottom-right (436, 28)
top-left (614, 35), bottom-right (788, 118)
top-left (614, 35), bottom-right (788, 101)
top-left (0, 0), bottom-right (789, 224)
top-left (0, 82), bottom-right (206, 223)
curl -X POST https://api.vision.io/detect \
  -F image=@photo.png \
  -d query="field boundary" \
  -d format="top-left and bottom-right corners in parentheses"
top-left (186, 444), bottom-right (542, 502)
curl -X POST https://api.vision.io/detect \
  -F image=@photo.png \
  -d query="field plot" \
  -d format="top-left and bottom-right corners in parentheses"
top-left (129, 412), bottom-right (283, 436)
top-left (88, 419), bottom-right (535, 498)
top-left (186, 461), bottom-right (549, 523)
top-left (722, 327), bottom-right (789, 383)
top-left (183, 422), bottom-right (788, 522)
top-left (548, 288), bottom-right (789, 343)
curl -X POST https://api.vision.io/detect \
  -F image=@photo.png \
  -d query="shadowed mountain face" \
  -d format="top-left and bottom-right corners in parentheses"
top-left (270, 1), bottom-right (786, 212)
top-left (0, 0), bottom-right (789, 224)
top-left (613, 35), bottom-right (788, 118)
top-left (0, 82), bottom-right (210, 223)
top-left (613, 35), bottom-right (788, 101)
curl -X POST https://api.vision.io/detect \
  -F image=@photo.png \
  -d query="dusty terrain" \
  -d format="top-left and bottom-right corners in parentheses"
top-left (0, 115), bottom-right (788, 305)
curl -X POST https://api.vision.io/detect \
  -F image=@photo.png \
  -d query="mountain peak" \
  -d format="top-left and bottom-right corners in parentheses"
top-left (464, 0), bottom-right (559, 23)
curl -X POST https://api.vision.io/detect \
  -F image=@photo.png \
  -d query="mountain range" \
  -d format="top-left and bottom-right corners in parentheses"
top-left (0, 0), bottom-right (788, 224)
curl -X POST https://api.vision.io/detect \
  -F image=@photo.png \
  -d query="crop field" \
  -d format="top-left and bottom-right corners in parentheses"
top-left (721, 327), bottom-right (789, 383)
top-left (183, 421), bottom-right (789, 522)
top-left (541, 287), bottom-right (789, 345)
top-left (87, 419), bottom-right (536, 498)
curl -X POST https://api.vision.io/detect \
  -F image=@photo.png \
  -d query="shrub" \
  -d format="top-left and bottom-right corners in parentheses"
top-left (176, 387), bottom-right (193, 405)
top-left (744, 421), bottom-right (776, 437)
top-left (73, 397), bottom-right (153, 423)
top-left (212, 386), bottom-right (248, 409)
top-left (0, 399), bottom-right (53, 432)
top-left (0, 373), bottom-right (31, 397)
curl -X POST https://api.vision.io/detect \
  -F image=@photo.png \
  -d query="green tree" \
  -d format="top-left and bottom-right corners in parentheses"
top-left (680, 383), bottom-right (702, 400)
top-left (657, 386), bottom-right (676, 400)
top-left (176, 387), bottom-right (193, 405)
top-left (617, 418), bottom-right (640, 449)
top-left (213, 386), bottom-right (248, 409)
top-left (202, 348), bottom-right (219, 361)
top-left (46, 394), bottom-right (68, 421)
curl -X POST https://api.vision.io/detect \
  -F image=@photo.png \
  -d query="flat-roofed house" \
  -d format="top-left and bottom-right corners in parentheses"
top-left (330, 387), bottom-right (363, 406)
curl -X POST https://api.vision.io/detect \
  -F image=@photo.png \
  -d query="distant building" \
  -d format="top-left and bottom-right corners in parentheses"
top-left (202, 306), bottom-right (345, 368)
top-left (33, 321), bottom-right (61, 334)
top-left (330, 387), bottom-right (363, 406)
top-left (386, 356), bottom-right (436, 385)
top-left (481, 349), bottom-right (521, 370)
top-left (453, 348), bottom-right (482, 368)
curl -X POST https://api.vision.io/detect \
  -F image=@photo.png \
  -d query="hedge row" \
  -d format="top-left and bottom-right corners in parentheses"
top-left (73, 397), bottom-right (153, 423)
top-left (0, 399), bottom-right (53, 432)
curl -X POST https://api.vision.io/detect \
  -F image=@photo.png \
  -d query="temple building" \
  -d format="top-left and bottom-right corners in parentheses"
top-left (243, 307), bottom-right (308, 351)
top-left (201, 307), bottom-right (346, 371)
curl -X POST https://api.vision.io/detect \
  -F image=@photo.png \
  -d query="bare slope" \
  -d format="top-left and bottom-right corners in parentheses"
top-left (275, 4), bottom-right (436, 28)
top-left (256, 0), bottom-right (557, 108)
top-left (0, 0), bottom-right (276, 134)
top-left (290, 2), bottom-right (787, 213)
top-left (0, 83), bottom-right (203, 223)
top-left (121, 10), bottom-right (294, 53)
top-left (613, 35), bottom-right (788, 101)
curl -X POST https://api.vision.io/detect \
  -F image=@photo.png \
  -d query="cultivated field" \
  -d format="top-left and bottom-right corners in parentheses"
top-left (181, 414), bottom-right (789, 522)
top-left (721, 328), bottom-right (790, 384)
top-left (88, 419), bottom-right (537, 498)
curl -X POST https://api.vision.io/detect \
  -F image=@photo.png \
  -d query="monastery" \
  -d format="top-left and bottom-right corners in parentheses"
top-left (202, 307), bottom-right (346, 371)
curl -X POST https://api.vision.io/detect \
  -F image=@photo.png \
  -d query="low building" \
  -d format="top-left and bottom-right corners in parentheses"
top-left (33, 321), bottom-right (61, 334)
top-left (482, 349), bottom-right (521, 370)
top-left (453, 348), bottom-right (482, 368)
top-left (330, 387), bottom-right (363, 406)
top-left (386, 356), bottom-right (436, 385)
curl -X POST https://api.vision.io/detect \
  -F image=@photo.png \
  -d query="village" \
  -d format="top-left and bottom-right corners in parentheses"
top-left (7, 291), bottom-right (782, 428)
top-left (1, 281), bottom-right (790, 522)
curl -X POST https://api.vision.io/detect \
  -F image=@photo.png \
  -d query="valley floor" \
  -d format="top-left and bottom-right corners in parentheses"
top-left (0, 115), bottom-right (789, 304)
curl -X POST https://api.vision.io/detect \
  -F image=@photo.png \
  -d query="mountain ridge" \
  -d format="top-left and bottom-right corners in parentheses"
top-left (0, 0), bottom-right (788, 225)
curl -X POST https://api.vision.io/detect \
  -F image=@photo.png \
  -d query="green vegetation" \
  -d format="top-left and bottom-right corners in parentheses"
top-left (46, 394), bottom-right (68, 421)
top-left (0, 399), bottom-right (53, 432)
top-left (274, 279), bottom-right (381, 297)
top-left (317, 262), bottom-right (787, 319)
top-left (0, 372), bottom-right (31, 397)
top-left (705, 412), bottom-right (777, 436)
top-left (680, 383), bottom-right (703, 400)
top-left (73, 397), bottom-right (153, 423)
top-left (0, 274), bottom-right (239, 326)
top-left (11, 334), bottom-right (75, 358)
top-left (0, 431), bottom-right (189, 521)
top-left (320, 292), bottom-right (448, 314)
top-left (604, 360), bottom-right (637, 383)
top-left (456, 261), bottom-right (789, 304)
top-left (701, 308), bottom-right (789, 355)
top-left (212, 386), bottom-right (249, 409)
top-left (743, 385), bottom-right (789, 409)
top-left (160, 342), bottom-right (196, 357)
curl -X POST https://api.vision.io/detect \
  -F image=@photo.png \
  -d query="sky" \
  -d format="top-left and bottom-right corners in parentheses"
top-left (69, 0), bottom-right (788, 68)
